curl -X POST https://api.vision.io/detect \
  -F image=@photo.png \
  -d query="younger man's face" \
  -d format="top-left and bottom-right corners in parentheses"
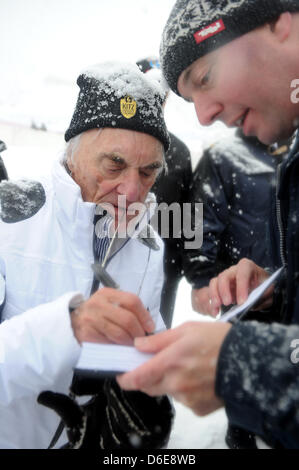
top-left (178, 21), bottom-right (299, 144)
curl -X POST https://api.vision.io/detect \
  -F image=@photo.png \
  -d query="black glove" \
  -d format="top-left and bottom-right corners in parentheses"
top-left (38, 377), bottom-right (174, 449)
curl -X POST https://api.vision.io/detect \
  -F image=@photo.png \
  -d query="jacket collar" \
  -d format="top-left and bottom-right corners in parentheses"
top-left (52, 157), bottom-right (96, 245)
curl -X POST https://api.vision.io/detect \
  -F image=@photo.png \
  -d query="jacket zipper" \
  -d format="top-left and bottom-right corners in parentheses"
top-left (276, 164), bottom-right (287, 268)
top-left (89, 237), bottom-right (130, 296)
top-left (104, 239), bottom-right (151, 296)
top-left (90, 236), bottom-right (152, 297)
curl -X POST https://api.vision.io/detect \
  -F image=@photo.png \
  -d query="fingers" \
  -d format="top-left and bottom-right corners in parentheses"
top-left (208, 277), bottom-right (223, 316)
top-left (118, 322), bottom-right (200, 392)
top-left (88, 309), bottom-right (140, 345)
top-left (116, 348), bottom-right (170, 393)
top-left (71, 287), bottom-right (155, 344)
top-left (234, 259), bottom-right (260, 304)
top-left (117, 327), bottom-right (183, 391)
top-left (118, 321), bottom-right (231, 405)
top-left (208, 258), bottom-right (265, 313)
top-left (99, 288), bottom-right (155, 333)
top-left (118, 321), bottom-right (232, 418)
top-left (95, 302), bottom-right (147, 341)
top-left (209, 271), bottom-right (237, 316)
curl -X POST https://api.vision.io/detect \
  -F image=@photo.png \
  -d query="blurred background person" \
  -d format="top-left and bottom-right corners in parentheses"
top-left (185, 129), bottom-right (290, 319)
top-left (137, 56), bottom-right (193, 328)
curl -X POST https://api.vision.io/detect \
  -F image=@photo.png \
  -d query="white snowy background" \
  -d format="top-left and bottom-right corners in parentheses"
top-left (0, 0), bottom-right (263, 449)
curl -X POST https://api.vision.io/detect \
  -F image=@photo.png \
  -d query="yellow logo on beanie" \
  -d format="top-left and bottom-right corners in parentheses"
top-left (120, 96), bottom-right (137, 119)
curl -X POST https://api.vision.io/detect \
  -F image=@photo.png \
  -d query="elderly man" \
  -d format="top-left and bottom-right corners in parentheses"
top-left (0, 62), bottom-right (171, 448)
top-left (118, 1), bottom-right (299, 449)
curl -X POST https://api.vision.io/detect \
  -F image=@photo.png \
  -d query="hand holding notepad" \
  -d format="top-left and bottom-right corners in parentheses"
top-left (217, 266), bottom-right (283, 323)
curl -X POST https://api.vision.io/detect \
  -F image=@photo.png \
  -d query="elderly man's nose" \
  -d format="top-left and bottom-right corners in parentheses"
top-left (118, 171), bottom-right (141, 202)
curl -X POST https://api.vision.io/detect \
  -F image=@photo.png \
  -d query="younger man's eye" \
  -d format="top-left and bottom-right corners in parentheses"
top-left (201, 69), bottom-right (211, 86)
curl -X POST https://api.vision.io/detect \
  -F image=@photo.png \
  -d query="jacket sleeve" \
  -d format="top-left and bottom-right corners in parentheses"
top-left (184, 149), bottom-right (231, 288)
top-left (0, 292), bottom-right (82, 406)
top-left (215, 320), bottom-right (299, 448)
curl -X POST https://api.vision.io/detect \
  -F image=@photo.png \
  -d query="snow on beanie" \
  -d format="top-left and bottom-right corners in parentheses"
top-left (160, 0), bottom-right (299, 95)
top-left (65, 62), bottom-right (170, 151)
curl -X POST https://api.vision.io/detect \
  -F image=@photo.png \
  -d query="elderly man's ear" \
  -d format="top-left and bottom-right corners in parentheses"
top-left (66, 157), bottom-right (75, 176)
top-left (67, 160), bottom-right (73, 174)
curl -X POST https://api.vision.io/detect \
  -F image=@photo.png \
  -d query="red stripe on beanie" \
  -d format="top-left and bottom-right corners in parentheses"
top-left (193, 19), bottom-right (225, 45)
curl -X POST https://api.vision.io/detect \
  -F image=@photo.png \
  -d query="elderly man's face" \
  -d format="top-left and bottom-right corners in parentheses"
top-left (68, 128), bottom-right (164, 225)
top-left (178, 18), bottom-right (299, 144)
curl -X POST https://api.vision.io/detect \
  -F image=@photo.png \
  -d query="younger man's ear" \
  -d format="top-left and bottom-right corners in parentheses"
top-left (270, 12), bottom-right (292, 42)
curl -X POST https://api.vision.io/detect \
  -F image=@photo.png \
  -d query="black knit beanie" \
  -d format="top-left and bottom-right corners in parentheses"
top-left (160, 0), bottom-right (299, 95)
top-left (65, 62), bottom-right (170, 151)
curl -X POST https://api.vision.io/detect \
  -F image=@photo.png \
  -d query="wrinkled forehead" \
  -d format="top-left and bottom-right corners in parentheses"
top-left (80, 127), bottom-right (165, 163)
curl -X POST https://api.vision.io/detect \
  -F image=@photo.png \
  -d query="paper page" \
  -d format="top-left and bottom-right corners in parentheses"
top-left (218, 267), bottom-right (284, 323)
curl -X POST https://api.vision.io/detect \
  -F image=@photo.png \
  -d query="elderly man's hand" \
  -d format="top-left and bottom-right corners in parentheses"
top-left (208, 258), bottom-right (273, 317)
top-left (117, 321), bottom-right (231, 416)
top-left (71, 288), bottom-right (155, 345)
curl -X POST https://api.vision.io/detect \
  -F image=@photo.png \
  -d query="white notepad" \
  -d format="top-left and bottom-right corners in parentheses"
top-left (75, 342), bottom-right (154, 375)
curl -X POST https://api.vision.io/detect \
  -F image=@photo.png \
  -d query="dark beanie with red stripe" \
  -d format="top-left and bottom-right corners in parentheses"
top-left (160, 0), bottom-right (299, 96)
